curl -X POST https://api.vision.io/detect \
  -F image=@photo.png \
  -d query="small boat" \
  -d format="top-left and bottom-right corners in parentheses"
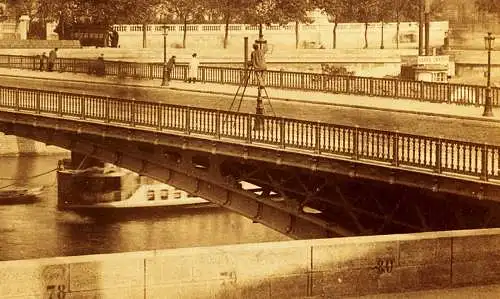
top-left (0, 186), bottom-right (44, 205)
top-left (56, 162), bottom-right (219, 217)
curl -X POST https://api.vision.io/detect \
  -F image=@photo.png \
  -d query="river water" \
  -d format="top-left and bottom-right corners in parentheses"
top-left (0, 154), bottom-right (290, 261)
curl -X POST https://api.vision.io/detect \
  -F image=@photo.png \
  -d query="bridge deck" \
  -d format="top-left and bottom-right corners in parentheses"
top-left (1, 80), bottom-right (500, 198)
top-left (0, 67), bottom-right (498, 124)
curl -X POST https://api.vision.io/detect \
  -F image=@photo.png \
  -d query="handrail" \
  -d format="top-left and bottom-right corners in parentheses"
top-left (0, 84), bottom-right (498, 183)
top-left (0, 54), bottom-right (497, 107)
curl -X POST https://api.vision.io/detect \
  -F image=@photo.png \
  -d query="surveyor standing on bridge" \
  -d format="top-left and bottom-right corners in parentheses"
top-left (250, 44), bottom-right (266, 87)
top-left (48, 48), bottom-right (58, 72)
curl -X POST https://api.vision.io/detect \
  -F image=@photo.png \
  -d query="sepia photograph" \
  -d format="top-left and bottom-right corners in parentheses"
top-left (0, 0), bottom-right (500, 298)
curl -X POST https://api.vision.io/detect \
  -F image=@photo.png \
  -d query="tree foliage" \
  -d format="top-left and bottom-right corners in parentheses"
top-left (476, 0), bottom-right (500, 14)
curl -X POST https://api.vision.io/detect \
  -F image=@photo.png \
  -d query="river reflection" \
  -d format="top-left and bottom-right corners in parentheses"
top-left (0, 155), bottom-right (289, 261)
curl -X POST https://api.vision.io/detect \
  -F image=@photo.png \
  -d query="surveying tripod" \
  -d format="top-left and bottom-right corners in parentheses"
top-left (228, 64), bottom-right (275, 116)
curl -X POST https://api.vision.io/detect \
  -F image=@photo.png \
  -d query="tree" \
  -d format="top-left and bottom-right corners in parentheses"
top-left (315, 0), bottom-right (351, 49)
top-left (206, 0), bottom-right (246, 48)
top-left (272, 0), bottom-right (314, 49)
top-left (160, 0), bottom-right (204, 48)
top-left (352, 0), bottom-right (379, 49)
top-left (476, 0), bottom-right (500, 15)
top-left (373, 0), bottom-right (395, 49)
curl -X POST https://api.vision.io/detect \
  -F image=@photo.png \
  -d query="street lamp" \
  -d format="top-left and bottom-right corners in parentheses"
top-left (253, 23), bottom-right (267, 130)
top-left (161, 16), bottom-right (169, 86)
top-left (483, 32), bottom-right (495, 117)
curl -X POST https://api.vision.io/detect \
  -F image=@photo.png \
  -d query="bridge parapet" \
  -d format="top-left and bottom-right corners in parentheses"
top-left (1, 228), bottom-right (500, 298)
top-left (0, 84), bottom-right (499, 202)
top-left (0, 54), bottom-right (497, 107)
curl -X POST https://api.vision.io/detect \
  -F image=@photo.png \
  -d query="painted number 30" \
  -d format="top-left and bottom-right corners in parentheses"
top-left (46, 284), bottom-right (66, 299)
top-left (375, 257), bottom-right (394, 274)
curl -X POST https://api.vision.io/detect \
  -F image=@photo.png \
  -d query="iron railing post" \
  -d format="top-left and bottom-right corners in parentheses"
top-left (315, 122), bottom-right (321, 154)
top-left (105, 97), bottom-right (110, 123)
top-left (15, 88), bottom-right (20, 111)
top-left (58, 92), bottom-right (63, 116)
top-left (81, 96), bottom-right (85, 119)
top-left (247, 115), bottom-right (252, 143)
top-left (157, 104), bottom-right (162, 130)
top-left (36, 92), bottom-right (40, 114)
top-left (353, 126), bottom-right (359, 160)
top-left (482, 144), bottom-right (489, 181)
top-left (392, 131), bottom-right (399, 166)
top-left (215, 110), bottom-right (221, 139)
top-left (435, 138), bottom-right (442, 173)
top-left (280, 118), bottom-right (285, 149)
top-left (185, 107), bottom-right (190, 134)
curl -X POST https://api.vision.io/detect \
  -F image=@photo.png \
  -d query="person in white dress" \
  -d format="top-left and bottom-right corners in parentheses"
top-left (187, 53), bottom-right (199, 83)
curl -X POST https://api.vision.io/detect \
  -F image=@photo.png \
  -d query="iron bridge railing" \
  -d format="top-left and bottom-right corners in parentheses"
top-left (0, 85), bottom-right (499, 183)
top-left (0, 54), bottom-right (498, 107)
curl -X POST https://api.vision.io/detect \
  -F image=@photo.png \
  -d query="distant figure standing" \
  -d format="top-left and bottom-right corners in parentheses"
top-left (95, 54), bottom-right (105, 76)
top-left (165, 55), bottom-right (176, 85)
top-left (187, 53), bottom-right (199, 83)
top-left (250, 44), bottom-right (266, 87)
top-left (111, 29), bottom-right (119, 48)
top-left (39, 52), bottom-right (47, 71)
top-left (47, 48), bottom-right (58, 72)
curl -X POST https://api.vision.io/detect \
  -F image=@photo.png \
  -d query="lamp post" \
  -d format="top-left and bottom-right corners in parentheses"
top-left (161, 16), bottom-right (169, 86)
top-left (254, 23), bottom-right (266, 130)
top-left (483, 32), bottom-right (495, 117)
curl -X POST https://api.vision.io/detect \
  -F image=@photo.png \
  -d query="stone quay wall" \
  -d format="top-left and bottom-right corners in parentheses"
top-left (1, 228), bottom-right (499, 298)
top-left (0, 133), bottom-right (67, 156)
top-left (46, 21), bottom-right (449, 50)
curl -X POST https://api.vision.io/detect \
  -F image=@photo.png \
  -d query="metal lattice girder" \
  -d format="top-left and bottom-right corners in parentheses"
top-left (3, 113), bottom-right (500, 235)
top-left (1, 122), bottom-right (355, 239)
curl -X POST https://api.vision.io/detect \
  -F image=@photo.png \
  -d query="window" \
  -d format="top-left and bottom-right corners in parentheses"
top-left (160, 189), bottom-right (169, 200)
top-left (147, 190), bottom-right (155, 201)
top-left (172, 191), bottom-right (182, 199)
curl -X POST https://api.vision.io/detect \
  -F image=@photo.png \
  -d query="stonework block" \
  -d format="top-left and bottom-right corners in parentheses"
top-left (312, 269), bottom-right (361, 297)
top-left (234, 279), bottom-right (271, 299)
top-left (399, 238), bottom-right (451, 266)
top-left (146, 281), bottom-right (218, 299)
top-left (230, 246), bottom-right (311, 279)
top-left (312, 241), bottom-right (398, 271)
top-left (452, 234), bottom-right (500, 262)
top-left (452, 260), bottom-right (500, 287)
top-left (146, 254), bottom-right (194, 285)
top-left (191, 250), bottom-right (237, 281)
top-left (64, 287), bottom-right (144, 299)
top-left (268, 274), bottom-right (309, 298)
top-left (69, 259), bottom-right (144, 292)
top-left (0, 263), bottom-right (69, 298)
top-left (397, 264), bottom-right (451, 291)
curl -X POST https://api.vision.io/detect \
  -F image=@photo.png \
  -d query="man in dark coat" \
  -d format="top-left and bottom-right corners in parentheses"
top-left (165, 55), bottom-right (176, 85)
top-left (250, 44), bottom-right (266, 87)
top-left (47, 48), bottom-right (58, 72)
